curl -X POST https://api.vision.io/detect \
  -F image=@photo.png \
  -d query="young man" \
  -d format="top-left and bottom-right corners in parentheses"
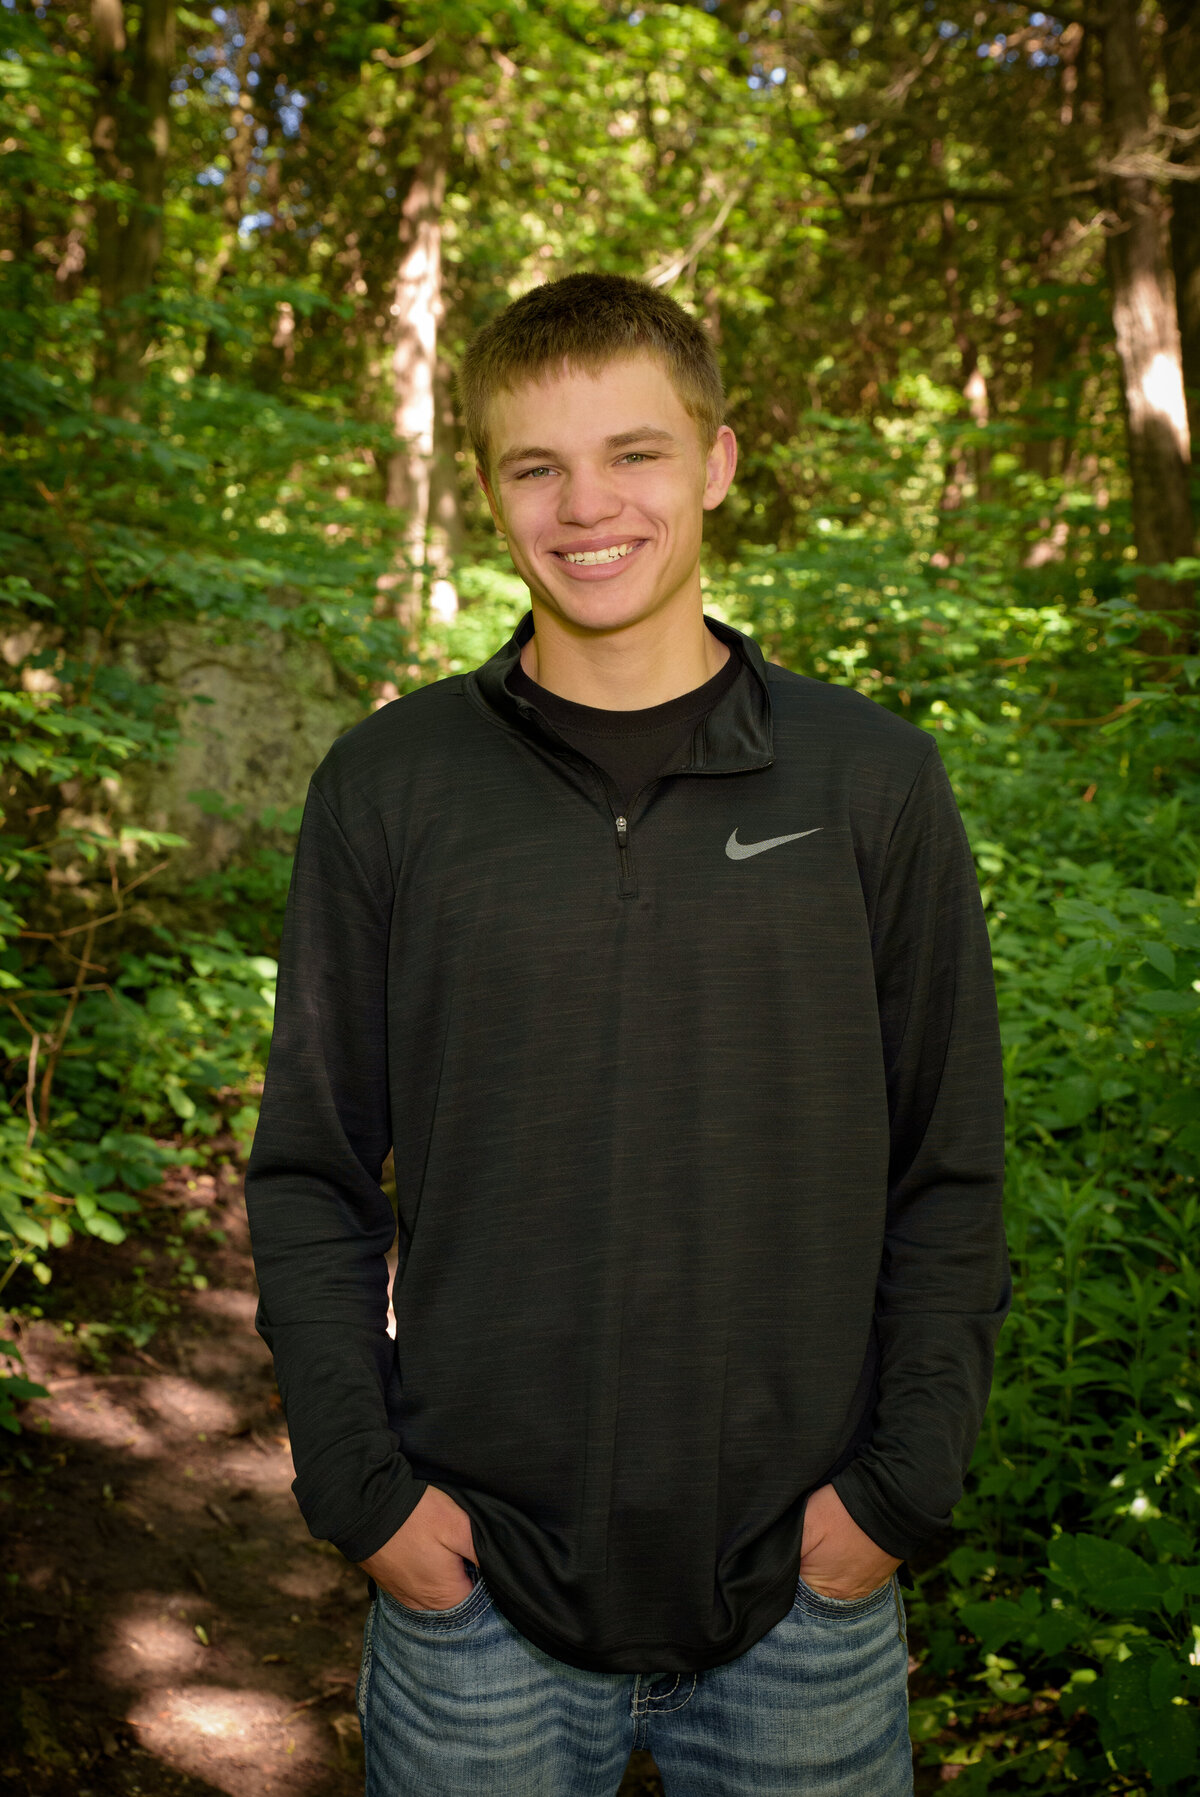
top-left (245, 272), bottom-right (1009, 1796)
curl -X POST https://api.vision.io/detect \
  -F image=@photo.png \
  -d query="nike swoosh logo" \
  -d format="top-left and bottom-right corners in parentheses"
top-left (725, 827), bottom-right (823, 861)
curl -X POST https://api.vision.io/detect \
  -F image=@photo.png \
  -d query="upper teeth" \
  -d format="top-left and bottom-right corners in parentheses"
top-left (561, 542), bottom-right (637, 565)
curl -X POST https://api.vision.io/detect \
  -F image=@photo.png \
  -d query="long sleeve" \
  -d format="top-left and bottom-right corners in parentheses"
top-left (833, 745), bottom-right (1010, 1560)
top-left (244, 778), bottom-right (426, 1563)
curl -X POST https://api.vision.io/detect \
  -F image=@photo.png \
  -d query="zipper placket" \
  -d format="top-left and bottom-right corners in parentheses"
top-left (602, 780), bottom-right (649, 899)
top-left (613, 810), bottom-right (636, 897)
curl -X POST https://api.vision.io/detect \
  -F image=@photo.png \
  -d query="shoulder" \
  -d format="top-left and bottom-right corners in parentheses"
top-left (763, 661), bottom-right (936, 774)
top-left (310, 674), bottom-right (470, 804)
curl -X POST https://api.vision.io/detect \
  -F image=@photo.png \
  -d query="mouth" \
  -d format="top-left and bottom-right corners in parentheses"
top-left (552, 539), bottom-right (646, 568)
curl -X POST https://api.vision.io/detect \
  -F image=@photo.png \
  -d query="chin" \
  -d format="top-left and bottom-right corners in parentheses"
top-left (545, 584), bottom-right (675, 635)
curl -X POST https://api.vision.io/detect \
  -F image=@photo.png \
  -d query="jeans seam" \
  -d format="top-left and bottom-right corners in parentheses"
top-left (891, 1574), bottom-right (907, 1646)
top-left (356, 1598), bottom-right (376, 1725)
top-left (630, 1676), bottom-right (649, 1744)
top-left (651, 1672), bottom-right (697, 1713)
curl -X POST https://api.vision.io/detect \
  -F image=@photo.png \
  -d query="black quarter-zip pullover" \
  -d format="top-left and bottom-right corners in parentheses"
top-left (245, 613), bottom-right (1009, 1674)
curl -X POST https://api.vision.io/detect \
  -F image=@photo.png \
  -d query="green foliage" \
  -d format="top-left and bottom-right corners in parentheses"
top-left (1, 0), bottom-right (1198, 1785)
top-left (0, 1336), bottom-right (47, 1434)
top-left (710, 470), bottom-right (1200, 1787)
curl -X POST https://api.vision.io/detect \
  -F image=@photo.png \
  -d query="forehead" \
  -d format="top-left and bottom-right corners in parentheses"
top-left (487, 352), bottom-right (697, 453)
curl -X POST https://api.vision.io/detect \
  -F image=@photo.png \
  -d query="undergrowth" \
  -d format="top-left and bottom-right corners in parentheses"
top-left (1, 385), bottom-right (1198, 1789)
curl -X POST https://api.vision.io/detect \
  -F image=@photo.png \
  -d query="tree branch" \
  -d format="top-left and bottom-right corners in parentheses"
top-left (371, 34), bottom-right (439, 70)
top-left (644, 183), bottom-right (748, 287)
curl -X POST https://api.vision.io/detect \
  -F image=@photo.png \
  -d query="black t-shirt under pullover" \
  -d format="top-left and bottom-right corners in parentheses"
top-left (245, 614), bottom-right (1009, 1675)
top-left (508, 643), bottom-right (741, 810)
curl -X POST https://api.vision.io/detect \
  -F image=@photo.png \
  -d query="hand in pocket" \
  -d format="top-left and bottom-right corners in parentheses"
top-left (799, 1484), bottom-right (901, 1601)
top-left (359, 1485), bottom-right (478, 1610)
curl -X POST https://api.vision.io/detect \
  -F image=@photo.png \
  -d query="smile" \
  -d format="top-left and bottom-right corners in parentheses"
top-left (557, 541), bottom-right (642, 565)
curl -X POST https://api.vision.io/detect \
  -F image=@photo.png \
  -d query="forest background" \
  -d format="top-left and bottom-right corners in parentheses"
top-left (2, 0), bottom-right (1200, 1791)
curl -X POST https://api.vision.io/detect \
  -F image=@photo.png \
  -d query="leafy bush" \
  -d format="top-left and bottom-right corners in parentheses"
top-left (706, 487), bottom-right (1200, 1789)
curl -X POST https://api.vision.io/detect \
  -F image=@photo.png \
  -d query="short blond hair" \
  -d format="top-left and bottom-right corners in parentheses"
top-left (458, 273), bottom-right (725, 473)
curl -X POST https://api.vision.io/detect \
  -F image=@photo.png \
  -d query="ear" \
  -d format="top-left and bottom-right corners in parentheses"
top-left (702, 425), bottom-right (738, 512)
top-left (477, 463), bottom-right (506, 535)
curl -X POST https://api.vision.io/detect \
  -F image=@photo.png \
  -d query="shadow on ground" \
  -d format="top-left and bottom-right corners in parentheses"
top-left (1, 1146), bottom-right (664, 1796)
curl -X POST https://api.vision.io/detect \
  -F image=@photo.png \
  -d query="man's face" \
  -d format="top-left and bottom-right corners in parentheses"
top-left (479, 352), bottom-right (737, 638)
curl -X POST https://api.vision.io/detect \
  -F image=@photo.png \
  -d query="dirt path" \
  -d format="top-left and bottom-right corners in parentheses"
top-left (1, 1147), bottom-right (662, 1796)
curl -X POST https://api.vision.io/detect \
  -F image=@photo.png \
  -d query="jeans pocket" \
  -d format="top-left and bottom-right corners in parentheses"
top-left (793, 1572), bottom-right (896, 1618)
top-left (376, 1566), bottom-right (491, 1631)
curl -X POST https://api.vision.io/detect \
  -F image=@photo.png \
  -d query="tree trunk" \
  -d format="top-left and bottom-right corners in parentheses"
top-left (1161, 0), bottom-right (1200, 450)
top-left (1098, 0), bottom-right (1195, 660)
top-left (936, 197), bottom-right (990, 523)
top-left (200, 0), bottom-right (271, 378)
top-left (381, 153), bottom-right (448, 649)
top-left (91, 0), bottom-right (177, 414)
top-left (427, 354), bottom-right (465, 617)
top-left (1022, 227), bottom-right (1086, 483)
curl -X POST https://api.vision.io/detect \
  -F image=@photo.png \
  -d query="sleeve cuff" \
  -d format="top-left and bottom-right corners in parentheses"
top-left (327, 1474), bottom-right (429, 1565)
top-left (831, 1461), bottom-right (947, 1563)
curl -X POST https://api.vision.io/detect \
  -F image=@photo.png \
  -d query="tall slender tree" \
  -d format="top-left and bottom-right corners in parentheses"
top-left (90, 0), bottom-right (177, 413)
top-left (383, 104), bottom-right (452, 642)
top-left (1160, 0), bottom-right (1200, 448)
top-left (1097, 0), bottom-right (1194, 655)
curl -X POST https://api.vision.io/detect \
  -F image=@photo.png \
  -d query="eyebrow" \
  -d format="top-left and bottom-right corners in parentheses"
top-left (495, 426), bottom-right (677, 474)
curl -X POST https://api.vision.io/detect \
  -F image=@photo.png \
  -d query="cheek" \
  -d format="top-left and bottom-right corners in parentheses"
top-left (501, 496), bottom-right (546, 544)
top-left (665, 496), bottom-right (705, 547)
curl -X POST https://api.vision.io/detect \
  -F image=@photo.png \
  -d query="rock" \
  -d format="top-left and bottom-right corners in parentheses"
top-left (116, 622), bottom-right (365, 887)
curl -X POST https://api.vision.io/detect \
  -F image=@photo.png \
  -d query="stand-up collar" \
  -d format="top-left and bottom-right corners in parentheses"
top-left (465, 612), bottom-right (774, 776)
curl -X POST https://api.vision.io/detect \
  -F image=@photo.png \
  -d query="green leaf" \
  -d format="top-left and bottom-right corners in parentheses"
top-left (1140, 940), bottom-right (1177, 981)
top-left (1144, 1704), bottom-right (1200, 1786)
top-left (94, 1190), bottom-right (142, 1215)
top-left (1035, 1606), bottom-right (1087, 1657)
top-left (0, 1374), bottom-right (48, 1402)
top-left (163, 1078), bottom-right (197, 1121)
top-left (1047, 1533), bottom-right (1164, 1611)
top-left (1095, 1653), bottom-right (1154, 1742)
top-left (1147, 1652), bottom-right (1184, 1708)
top-left (1144, 1517), bottom-right (1195, 1559)
top-left (1043, 1075), bottom-right (1097, 1128)
top-left (6, 1215), bottom-right (49, 1248)
top-left (1135, 989), bottom-right (1200, 1015)
top-left (82, 1213), bottom-right (126, 1244)
top-left (958, 1598), bottom-right (1035, 1653)
top-left (1055, 899), bottom-right (1123, 932)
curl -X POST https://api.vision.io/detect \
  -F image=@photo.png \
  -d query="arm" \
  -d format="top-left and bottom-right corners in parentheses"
top-left (244, 777), bottom-right (427, 1563)
top-left (832, 744), bottom-right (1010, 1561)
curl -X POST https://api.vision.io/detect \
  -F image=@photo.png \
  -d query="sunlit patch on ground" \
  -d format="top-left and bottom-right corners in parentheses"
top-left (214, 1437), bottom-right (298, 1491)
top-left (127, 1684), bottom-right (328, 1794)
top-left (192, 1289), bottom-right (260, 1326)
top-left (97, 1595), bottom-right (213, 1683)
top-left (2, 1159), bottom-right (658, 1795)
top-left (26, 1370), bottom-right (241, 1456)
top-left (28, 1378), bottom-right (161, 1455)
top-left (271, 1558), bottom-right (349, 1604)
top-left (135, 1373), bottom-right (242, 1437)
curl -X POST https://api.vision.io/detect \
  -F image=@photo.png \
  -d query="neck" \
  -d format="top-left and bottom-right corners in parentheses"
top-left (520, 598), bottom-right (729, 710)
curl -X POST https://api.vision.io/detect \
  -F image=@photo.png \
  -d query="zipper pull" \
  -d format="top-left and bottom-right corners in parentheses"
top-left (615, 815), bottom-right (629, 848)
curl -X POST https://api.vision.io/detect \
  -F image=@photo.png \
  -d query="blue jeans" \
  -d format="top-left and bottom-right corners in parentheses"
top-left (357, 1564), bottom-right (912, 1795)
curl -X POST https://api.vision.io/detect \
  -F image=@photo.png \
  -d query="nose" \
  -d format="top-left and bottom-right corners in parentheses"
top-left (557, 465), bottom-right (623, 528)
